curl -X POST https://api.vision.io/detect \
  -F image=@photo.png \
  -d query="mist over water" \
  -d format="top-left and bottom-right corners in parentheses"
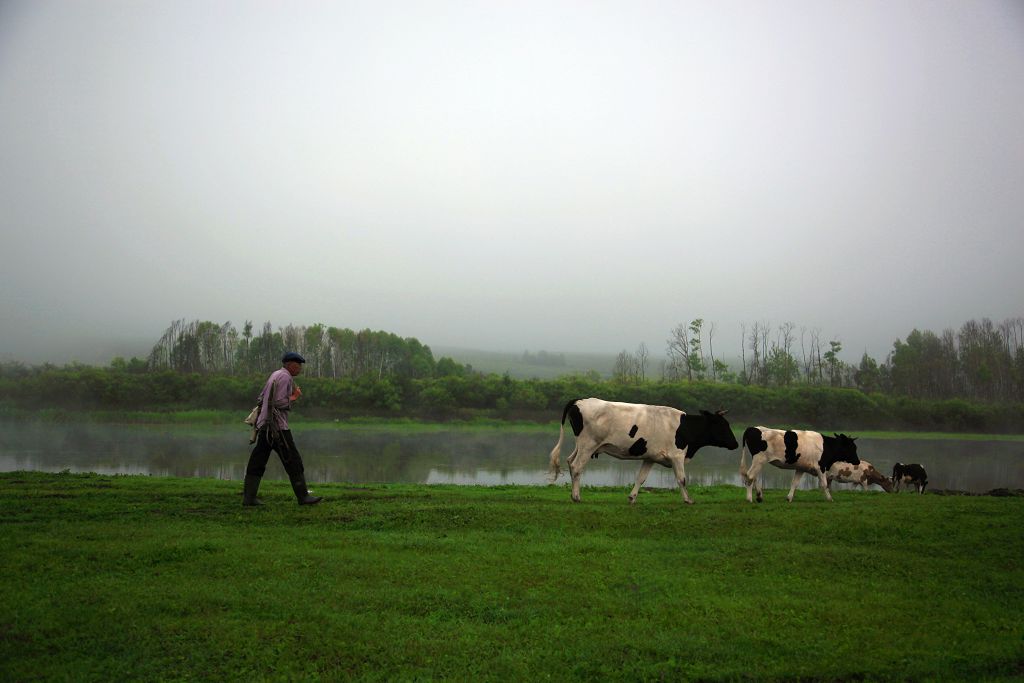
top-left (2, 423), bottom-right (1020, 494)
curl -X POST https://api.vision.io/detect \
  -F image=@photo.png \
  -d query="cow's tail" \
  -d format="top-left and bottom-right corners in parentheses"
top-left (546, 400), bottom-right (575, 484)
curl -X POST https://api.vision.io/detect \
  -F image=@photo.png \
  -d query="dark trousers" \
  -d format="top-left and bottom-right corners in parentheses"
top-left (246, 428), bottom-right (305, 479)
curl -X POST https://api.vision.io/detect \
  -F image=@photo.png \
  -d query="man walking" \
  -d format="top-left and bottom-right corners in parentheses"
top-left (243, 352), bottom-right (322, 506)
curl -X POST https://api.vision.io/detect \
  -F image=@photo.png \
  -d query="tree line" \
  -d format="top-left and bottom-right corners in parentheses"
top-left (132, 315), bottom-right (1024, 404)
top-left (147, 319), bottom-right (459, 381)
top-left (1, 364), bottom-right (1021, 433)
top-left (611, 316), bottom-right (1024, 403)
top-left (1, 315), bottom-right (1021, 432)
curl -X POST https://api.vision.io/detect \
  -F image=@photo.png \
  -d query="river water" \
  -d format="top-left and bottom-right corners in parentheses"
top-left (1, 422), bottom-right (1021, 494)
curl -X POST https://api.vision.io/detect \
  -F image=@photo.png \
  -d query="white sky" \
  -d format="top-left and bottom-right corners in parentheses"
top-left (1, 0), bottom-right (1023, 364)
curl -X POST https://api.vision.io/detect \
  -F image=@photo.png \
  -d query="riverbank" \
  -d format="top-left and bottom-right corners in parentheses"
top-left (7, 409), bottom-right (1024, 441)
top-left (4, 366), bottom-right (1024, 434)
top-left (2, 472), bottom-right (1021, 681)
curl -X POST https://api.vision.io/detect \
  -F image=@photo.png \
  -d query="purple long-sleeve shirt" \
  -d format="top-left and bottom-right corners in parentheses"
top-left (256, 367), bottom-right (295, 431)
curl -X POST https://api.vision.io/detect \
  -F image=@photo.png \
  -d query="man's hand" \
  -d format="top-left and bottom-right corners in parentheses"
top-left (290, 385), bottom-right (302, 401)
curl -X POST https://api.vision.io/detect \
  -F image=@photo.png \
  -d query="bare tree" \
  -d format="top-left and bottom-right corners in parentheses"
top-left (740, 323), bottom-right (748, 383)
top-left (240, 321), bottom-right (254, 374)
top-left (747, 321), bottom-right (770, 385)
top-left (760, 322), bottom-right (771, 383)
top-left (688, 318), bottom-right (706, 379)
top-left (799, 327), bottom-right (810, 380)
top-left (281, 324), bottom-right (306, 359)
top-left (805, 328), bottom-right (823, 384)
top-left (613, 349), bottom-right (640, 383)
top-left (666, 323), bottom-right (690, 380)
top-left (636, 342), bottom-right (649, 382)
top-left (707, 321), bottom-right (717, 381)
top-left (221, 322), bottom-right (237, 374)
top-left (778, 322), bottom-right (796, 359)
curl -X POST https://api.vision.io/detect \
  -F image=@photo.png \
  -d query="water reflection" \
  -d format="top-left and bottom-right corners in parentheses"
top-left (1, 422), bottom-right (1021, 494)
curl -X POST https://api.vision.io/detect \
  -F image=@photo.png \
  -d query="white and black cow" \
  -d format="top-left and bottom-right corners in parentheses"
top-left (547, 398), bottom-right (739, 505)
top-left (891, 463), bottom-right (928, 494)
top-left (739, 426), bottom-right (860, 503)
top-left (826, 459), bottom-right (893, 493)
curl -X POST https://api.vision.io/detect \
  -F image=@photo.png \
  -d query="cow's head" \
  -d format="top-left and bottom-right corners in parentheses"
top-left (819, 432), bottom-right (860, 472)
top-left (701, 409), bottom-right (739, 451)
top-left (833, 433), bottom-right (860, 465)
top-left (864, 464), bottom-right (893, 492)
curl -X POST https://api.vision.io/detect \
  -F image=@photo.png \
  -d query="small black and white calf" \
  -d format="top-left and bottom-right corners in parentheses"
top-left (827, 459), bottom-right (893, 492)
top-left (891, 463), bottom-right (928, 493)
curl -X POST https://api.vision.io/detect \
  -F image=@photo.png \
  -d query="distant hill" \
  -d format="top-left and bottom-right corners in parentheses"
top-left (432, 346), bottom-right (642, 380)
top-left (432, 346), bottom-right (748, 381)
top-left (0, 335), bottom-right (153, 366)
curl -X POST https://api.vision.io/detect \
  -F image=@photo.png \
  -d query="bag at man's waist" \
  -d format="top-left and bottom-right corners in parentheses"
top-left (244, 405), bottom-right (260, 443)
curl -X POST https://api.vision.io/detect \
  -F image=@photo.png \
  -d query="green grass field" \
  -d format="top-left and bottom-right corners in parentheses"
top-left (1, 472), bottom-right (1022, 681)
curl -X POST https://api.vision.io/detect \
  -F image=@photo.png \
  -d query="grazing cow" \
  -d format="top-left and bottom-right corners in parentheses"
top-left (739, 426), bottom-right (860, 503)
top-left (826, 459), bottom-right (893, 492)
top-left (547, 398), bottom-right (739, 505)
top-left (891, 463), bottom-right (928, 493)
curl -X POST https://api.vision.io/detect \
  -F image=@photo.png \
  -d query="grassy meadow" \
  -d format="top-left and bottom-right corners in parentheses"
top-left (1, 471), bottom-right (1022, 681)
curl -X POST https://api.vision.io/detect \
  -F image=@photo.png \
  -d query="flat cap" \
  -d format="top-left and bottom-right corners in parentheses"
top-left (281, 351), bottom-right (306, 364)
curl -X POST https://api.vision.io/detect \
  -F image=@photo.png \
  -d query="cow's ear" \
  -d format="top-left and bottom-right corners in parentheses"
top-left (700, 410), bottom-right (712, 418)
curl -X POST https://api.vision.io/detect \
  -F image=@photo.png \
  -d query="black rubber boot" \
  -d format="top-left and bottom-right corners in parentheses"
top-left (291, 475), bottom-right (322, 505)
top-left (242, 475), bottom-right (264, 506)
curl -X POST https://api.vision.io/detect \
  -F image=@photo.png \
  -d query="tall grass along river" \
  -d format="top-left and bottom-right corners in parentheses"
top-left (1, 471), bottom-right (1022, 681)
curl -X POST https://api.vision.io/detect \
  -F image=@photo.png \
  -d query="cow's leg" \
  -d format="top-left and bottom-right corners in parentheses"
top-left (563, 444), bottom-right (580, 498)
top-left (670, 455), bottom-right (694, 505)
top-left (564, 444), bottom-right (580, 471)
top-left (786, 471), bottom-right (803, 503)
top-left (745, 456), bottom-right (766, 503)
top-left (628, 459), bottom-right (655, 505)
top-left (742, 458), bottom-right (756, 503)
top-left (568, 439), bottom-right (596, 503)
top-left (817, 470), bottom-right (834, 502)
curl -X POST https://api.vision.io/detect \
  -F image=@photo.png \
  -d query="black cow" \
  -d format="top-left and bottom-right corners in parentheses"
top-left (892, 463), bottom-right (928, 494)
top-left (739, 426), bottom-right (860, 502)
top-left (547, 398), bottom-right (739, 505)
